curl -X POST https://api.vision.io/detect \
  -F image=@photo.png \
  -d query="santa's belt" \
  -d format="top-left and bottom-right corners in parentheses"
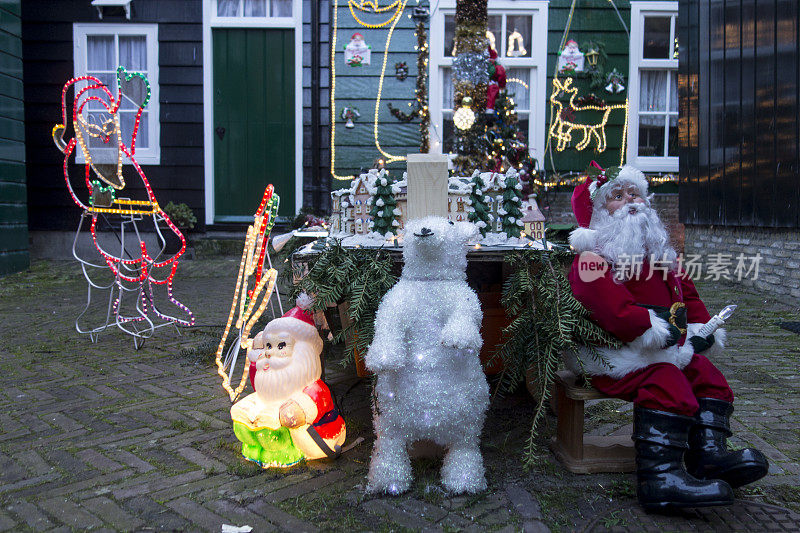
top-left (636, 302), bottom-right (687, 335)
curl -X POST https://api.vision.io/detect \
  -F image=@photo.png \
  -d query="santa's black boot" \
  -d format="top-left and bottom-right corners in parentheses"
top-left (685, 398), bottom-right (769, 488)
top-left (633, 406), bottom-right (734, 511)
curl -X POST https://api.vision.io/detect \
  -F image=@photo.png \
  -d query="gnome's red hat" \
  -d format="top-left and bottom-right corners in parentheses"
top-left (569, 163), bottom-right (650, 252)
top-left (264, 292), bottom-right (322, 350)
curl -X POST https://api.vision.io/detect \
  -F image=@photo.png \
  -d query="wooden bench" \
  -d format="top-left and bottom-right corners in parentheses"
top-left (549, 370), bottom-right (635, 474)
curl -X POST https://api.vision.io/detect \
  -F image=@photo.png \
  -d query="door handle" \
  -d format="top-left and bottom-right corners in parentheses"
top-left (216, 126), bottom-right (225, 140)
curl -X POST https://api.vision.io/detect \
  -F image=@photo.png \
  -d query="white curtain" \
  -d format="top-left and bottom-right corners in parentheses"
top-left (505, 68), bottom-right (531, 111)
top-left (245, 0), bottom-right (266, 16)
top-left (639, 70), bottom-right (668, 112)
top-left (271, 0), bottom-right (292, 17)
top-left (217, 0), bottom-right (239, 16)
top-left (441, 67), bottom-right (453, 110)
top-left (88, 36), bottom-right (114, 70)
top-left (669, 71), bottom-right (677, 112)
top-left (119, 36), bottom-right (147, 70)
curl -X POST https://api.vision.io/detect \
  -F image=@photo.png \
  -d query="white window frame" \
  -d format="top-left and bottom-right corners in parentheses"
top-left (627, 1), bottom-right (678, 172)
top-left (73, 23), bottom-right (160, 165)
top-left (429, 1), bottom-right (549, 165)
top-left (211, 0), bottom-right (295, 27)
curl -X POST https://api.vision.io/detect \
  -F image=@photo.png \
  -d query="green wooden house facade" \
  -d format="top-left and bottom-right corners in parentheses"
top-left (331, 0), bottom-right (679, 187)
top-left (0, 0), bottom-right (28, 274)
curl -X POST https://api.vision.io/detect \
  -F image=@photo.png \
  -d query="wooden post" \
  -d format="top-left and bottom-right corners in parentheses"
top-left (406, 153), bottom-right (449, 220)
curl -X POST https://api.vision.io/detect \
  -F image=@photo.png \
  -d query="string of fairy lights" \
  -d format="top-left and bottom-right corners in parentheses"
top-left (55, 67), bottom-right (195, 331)
top-left (330, 0), bottom-right (677, 187)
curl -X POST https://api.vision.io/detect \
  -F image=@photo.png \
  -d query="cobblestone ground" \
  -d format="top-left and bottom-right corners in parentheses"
top-left (0, 258), bottom-right (798, 532)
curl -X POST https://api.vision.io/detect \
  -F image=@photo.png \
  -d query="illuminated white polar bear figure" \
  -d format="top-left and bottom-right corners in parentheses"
top-left (366, 216), bottom-right (490, 495)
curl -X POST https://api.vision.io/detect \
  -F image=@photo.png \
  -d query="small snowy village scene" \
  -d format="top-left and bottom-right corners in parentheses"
top-left (1, 0), bottom-right (799, 532)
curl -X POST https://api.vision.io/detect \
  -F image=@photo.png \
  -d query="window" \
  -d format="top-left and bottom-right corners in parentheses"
top-left (213, 0), bottom-right (292, 22)
top-left (628, 2), bottom-right (678, 171)
top-left (429, 2), bottom-right (548, 164)
top-left (73, 23), bottom-right (159, 164)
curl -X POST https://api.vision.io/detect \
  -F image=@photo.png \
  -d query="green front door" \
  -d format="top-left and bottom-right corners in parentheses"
top-left (213, 28), bottom-right (294, 221)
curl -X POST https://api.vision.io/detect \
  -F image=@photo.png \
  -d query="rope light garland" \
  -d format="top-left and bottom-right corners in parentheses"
top-left (548, 77), bottom-right (628, 155)
top-left (331, 0), bottom-right (409, 180)
top-left (53, 67), bottom-right (194, 332)
top-left (215, 185), bottom-right (281, 401)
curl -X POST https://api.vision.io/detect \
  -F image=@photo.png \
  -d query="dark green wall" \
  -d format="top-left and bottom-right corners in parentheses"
top-left (545, 0), bottom-right (631, 174)
top-left (331, 1), bottom-right (646, 183)
top-left (331, 1), bottom-right (423, 182)
top-left (0, 0), bottom-right (28, 274)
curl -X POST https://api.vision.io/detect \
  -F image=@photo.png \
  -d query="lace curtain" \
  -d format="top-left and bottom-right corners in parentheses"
top-left (217, 0), bottom-right (291, 17)
top-left (85, 34), bottom-right (150, 152)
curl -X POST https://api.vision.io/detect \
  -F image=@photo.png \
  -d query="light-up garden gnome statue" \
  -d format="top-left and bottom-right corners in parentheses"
top-left (365, 217), bottom-right (490, 495)
top-left (230, 294), bottom-right (346, 468)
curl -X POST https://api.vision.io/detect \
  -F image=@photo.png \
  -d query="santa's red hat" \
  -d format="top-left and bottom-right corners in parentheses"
top-left (569, 164), bottom-right (650, 252)
top-left (264, 292), bottom-right (321, 346)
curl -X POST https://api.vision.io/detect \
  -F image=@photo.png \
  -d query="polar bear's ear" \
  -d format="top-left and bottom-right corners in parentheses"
top-left (453, 220), bottom-right (479, 242)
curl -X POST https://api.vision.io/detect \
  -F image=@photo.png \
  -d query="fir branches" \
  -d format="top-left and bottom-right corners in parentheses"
top-left (489, 250), bottom-right (620, 466)
top-left (291, 240), bottom-right (398, 366)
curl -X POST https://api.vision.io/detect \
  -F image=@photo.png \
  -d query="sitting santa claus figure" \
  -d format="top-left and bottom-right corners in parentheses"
top-left (566, 165), bottom-right (768, 511)
top-left (230, 294), bottom-right (345, 468)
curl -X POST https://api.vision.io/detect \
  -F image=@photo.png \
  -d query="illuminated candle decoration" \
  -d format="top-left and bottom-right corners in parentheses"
top-left (215, 185), bottom-right (282, 402)
top-left (548, 77), bottom-right (629, 164)
top-left (53, 66), bottom-right (195, 339)
top-left (230, 293), bottom-right (347, 468)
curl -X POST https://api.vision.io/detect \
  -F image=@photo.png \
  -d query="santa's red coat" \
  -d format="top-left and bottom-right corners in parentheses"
top-left (568, 258), bottom-right (710, 343)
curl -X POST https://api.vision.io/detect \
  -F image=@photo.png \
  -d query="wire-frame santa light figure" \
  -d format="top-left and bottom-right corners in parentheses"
top-left (53, 66), bottom-right (195, 348)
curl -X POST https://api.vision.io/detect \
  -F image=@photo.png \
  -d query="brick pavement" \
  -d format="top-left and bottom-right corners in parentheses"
top-left (0, 259), bottom-right (798, 532)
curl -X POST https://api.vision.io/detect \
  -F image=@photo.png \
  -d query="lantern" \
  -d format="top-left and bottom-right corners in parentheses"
top-left (585, 47), bottom-right (600, 67)
top-left (453, 96), bottom-right (476, 130)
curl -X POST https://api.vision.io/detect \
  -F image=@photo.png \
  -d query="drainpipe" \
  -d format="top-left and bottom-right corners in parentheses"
top-left (310, 0), bottom-right (322, 213)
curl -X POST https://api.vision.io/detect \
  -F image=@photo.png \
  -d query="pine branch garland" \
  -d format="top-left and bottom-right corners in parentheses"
top-left (488, 249), bottom-right (620, 467)
top-left (291, 240), bottom-right (398, 366)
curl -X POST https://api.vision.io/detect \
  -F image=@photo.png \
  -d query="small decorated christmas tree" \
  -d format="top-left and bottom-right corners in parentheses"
top-left (368, 170), bottom-right (400, 237)
top-left (467, 171), bottom-right (493, 236)
top-left (498, 169), bottom-right (525, 238)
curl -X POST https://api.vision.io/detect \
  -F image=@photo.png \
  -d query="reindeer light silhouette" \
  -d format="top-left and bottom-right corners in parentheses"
top-left (53, 67), bottom-right (194, 343)
top-left (548, 77), bottom-right (628, 156)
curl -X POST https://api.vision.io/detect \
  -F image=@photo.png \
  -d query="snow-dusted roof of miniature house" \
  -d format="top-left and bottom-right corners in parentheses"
top-left (332, 167), bottom-right (524, 208)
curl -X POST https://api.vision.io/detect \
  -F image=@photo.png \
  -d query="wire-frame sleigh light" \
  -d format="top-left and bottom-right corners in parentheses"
top-left (53, 66), bottom-right (195, 348)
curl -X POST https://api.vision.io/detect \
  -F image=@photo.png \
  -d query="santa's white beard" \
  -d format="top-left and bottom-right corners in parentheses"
top-left (591, 202), bottom-right (677, 281)
top-left (254, 344), bottom-right (321, 403)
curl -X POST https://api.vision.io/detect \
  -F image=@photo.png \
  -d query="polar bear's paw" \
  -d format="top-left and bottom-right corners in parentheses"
top-left (440, 326), bottom-right (482, 352)
top-left (366, 440), bottom-right (412, 495)
top-left (365, 345), bottom-right (402, 373)
top-left (441, 446), bottom-right (487, 494)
